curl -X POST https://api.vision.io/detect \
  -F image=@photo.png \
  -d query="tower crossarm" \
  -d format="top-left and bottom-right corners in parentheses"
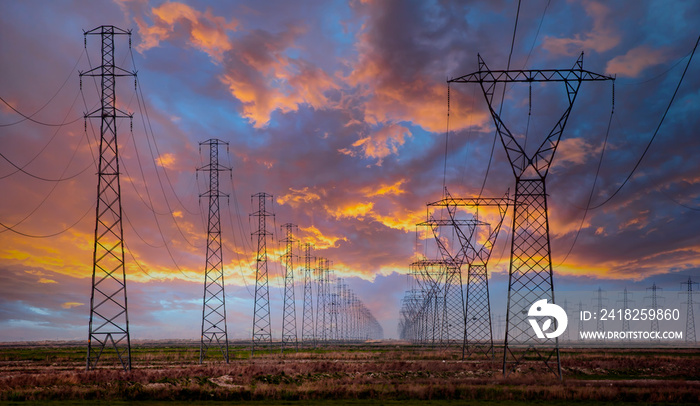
top-left (449, 53), bottom-right (614, 180)
top-left (448, 52), bottom-right (614, 84)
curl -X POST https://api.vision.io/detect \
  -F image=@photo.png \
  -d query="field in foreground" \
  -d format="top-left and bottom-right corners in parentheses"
top-left (1, 342), bottom-right (699, 404)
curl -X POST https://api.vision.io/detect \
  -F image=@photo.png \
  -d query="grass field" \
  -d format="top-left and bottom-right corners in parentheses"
top-left (1, 342), bottom-right (699, 404)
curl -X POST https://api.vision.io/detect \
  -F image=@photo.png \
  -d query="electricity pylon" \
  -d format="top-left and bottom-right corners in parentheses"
top-left (280, 223), bottom-right (299, 353)
top-left (197, 139), bottom-right (231, 363)
top-left (617, 288), bottom-right (633, 341)
top-left (426, 189), bottom-right (509, 359)
top-left (449, 53), bottom-right (614, 379)
top-left (646, 283), bottom-right (663, 340)
top-left (81, 25), bottom-right (135, 371)
top-left (595, 287), bottom-right (607, 341)
top-left (315, 257), bottom-right (328, 344)
top-left (301, 243), bottom-right (315, 346)
top-left (251, 192), bottom-right (274, 354)
top-left (681, 277), bottom-right (698, 344)
top-left (577, 301), bottom-right (585, 343)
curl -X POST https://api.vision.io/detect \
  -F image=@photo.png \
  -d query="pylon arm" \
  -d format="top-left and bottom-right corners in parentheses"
top-left (449, 52), bottom-right (614, 84)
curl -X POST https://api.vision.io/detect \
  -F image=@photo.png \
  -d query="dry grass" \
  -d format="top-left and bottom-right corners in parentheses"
top-left (0, 343), bottom-right (698, 402)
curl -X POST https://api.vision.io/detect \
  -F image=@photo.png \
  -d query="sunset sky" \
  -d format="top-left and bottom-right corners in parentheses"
top-left (1, 0), bottom-right (699, 342)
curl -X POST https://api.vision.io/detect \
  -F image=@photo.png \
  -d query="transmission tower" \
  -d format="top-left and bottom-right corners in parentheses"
top-left (577, 301), bottom-right (584, 343)
top-left (197, 139), bottom-right (231, 363)
top-left (280, 223), bottom-right (299, 353)
top-left (82, 26), bottom-right (136, 371)
top-left (426, 190), bottom-right (509, 358)
top-left (562, 299), bottom-right (570, 342)
top-left (301, 243), bottom-right (315, 346)
top-left (315, 257), bottom-right (328, 344)
top-left (617, 288), bottom-right (633, 341)
top-left (646, 283), bottom-right (663, 340)
top-left (251, 192), bottom-right (274, 354)
top-left (681, 277), bottom-right (698, 344)
top-left (449, 53), bottom-right (614, 379)
top-left (595, 287), bottom-right (606, 341)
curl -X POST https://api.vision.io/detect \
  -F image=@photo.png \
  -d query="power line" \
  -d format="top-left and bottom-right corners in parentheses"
top-left (0, 202), bottom-right (93, 238)
top-left (0, 49), bottom-right (85, 127)
top-left (589, 33), bottom-right (700, 209)
top-left (556, 84), bottom-right (615, 266)
top-left (478, 0), bottom-right (522, 198)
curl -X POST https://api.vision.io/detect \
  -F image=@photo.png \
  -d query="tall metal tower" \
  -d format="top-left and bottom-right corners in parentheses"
top-left (426, 191), bottom-right (509, 358)
top-left (197, 139), bottom-right (231, 363)
top-left (301, 243), bottom-right (315, 346)
top-left (681, 277), bottom-right (698, 344)
top-left (577, 301), bottom-right (584, 342)
top-left (280, 223), bottom-right (299, 353)
top-left (595, 287), bottom-right (606, 340)
top-left (315, 257), bottom-right (328, 344)
top-left (646, 283), bottom-right (662, 340)
top-left (82, 26), bottom-right (135, 371)
top-left (617, 288), bottom-right (633, 340)
top-left (449, 53), bottom-right (614, 378)
top-left (251, 192), bottom-right (274, 354)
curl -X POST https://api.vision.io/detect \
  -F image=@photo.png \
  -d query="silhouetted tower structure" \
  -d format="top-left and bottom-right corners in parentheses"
top-left (427, 190), bottom-right (509, 358)
top-left (617, 288), bottom-right (633, 340)
top-left (577, 301), bottom-right (585, 342)
top-left (646, 283), bottom-right (663, 340)
top-left (280, 223), bottom-right (299, 353)
top-left (315, 257), bottom-right (329, 343)
top-left (562, 299), bottom-right (570, 342)
top-left (251, 192), bottom-right (274, 354)
top-left (681, 277), bottom-right (698, 344)
top-left (417, 216), bottom-right (468, 347)
top-left (197, 139), bottom-right (231, 363)
top-left (449, 53), bottom-right (614, 379)
top-left (82, 26), bottom-right (136, 371)
top-left (301, 243), bottom-right (315, 346)
top-left (595, 287), bottom-right (606, 340)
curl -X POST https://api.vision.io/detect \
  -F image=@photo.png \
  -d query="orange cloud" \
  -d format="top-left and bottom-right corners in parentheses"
top-left (553, 137), bottom-right (601, 168)
top-left (135, 1), bottom-right (237, 61)
top-left (156, 152), bottom-right (177, 169)
top-left (339, 124), bottom-right (411, 166)
top-left (61, 302), bottom-right (84, 309)
top-left (542, 1), bottom-right (620, 56)
top-left (299, 225), bottom-right (347, 249)
top-left (605, 45), bottom-right (667, 77)
top-left (326, 201), bottom-right (375, 220)
top-left (363, 179), bottom-right (407, 197)
top-left (277, 187), bottom-right (322, 208)
top-left (219, 40), bottom-right (340, 128)
top-left (38, 278), bottom-right (57, 284)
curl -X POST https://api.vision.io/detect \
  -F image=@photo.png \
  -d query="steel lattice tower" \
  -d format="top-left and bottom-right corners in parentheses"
top-left (646, 283), bottom-right (663, 340)
top-left (251, 192), bottom-right (274, 354)
top-left (617, 288), bottom-right (633, 340)
top-left (595, 287), bottom-right (606, 340)
top-left (681, 277), bottom-right (698, 344)
top-left (82, 26), bottom-right (135, 371)
top-left (562, 299), bottom-right (570, 342)
top-left (577, 301), bottom-right (584, 342)
top-left (449, 53), bottom-right (614, 379)
top-left (301, 243), bottom-right (315, 346)
top-left (280, 223), bottom-right (299, 353)
top-left (197, 139), bottom-right (231, 363)
top-left (426, 191), bottom-right (509, 358)
top-left (315, 257), bottom-right (328, 344)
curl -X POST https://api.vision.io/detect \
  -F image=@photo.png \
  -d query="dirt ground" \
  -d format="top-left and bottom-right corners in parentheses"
top-left (1, 342), bottom-right (699, 403)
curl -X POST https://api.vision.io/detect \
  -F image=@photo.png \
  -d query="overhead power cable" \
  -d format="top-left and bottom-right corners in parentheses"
top-left (0, 202), bottom-right (94, 238)
top-left (478, 0), bottom-right (522, 198)
top-left (589, 33), bottom-right (700, 210)
top-left (0, 49), bottom-right (85, 127)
